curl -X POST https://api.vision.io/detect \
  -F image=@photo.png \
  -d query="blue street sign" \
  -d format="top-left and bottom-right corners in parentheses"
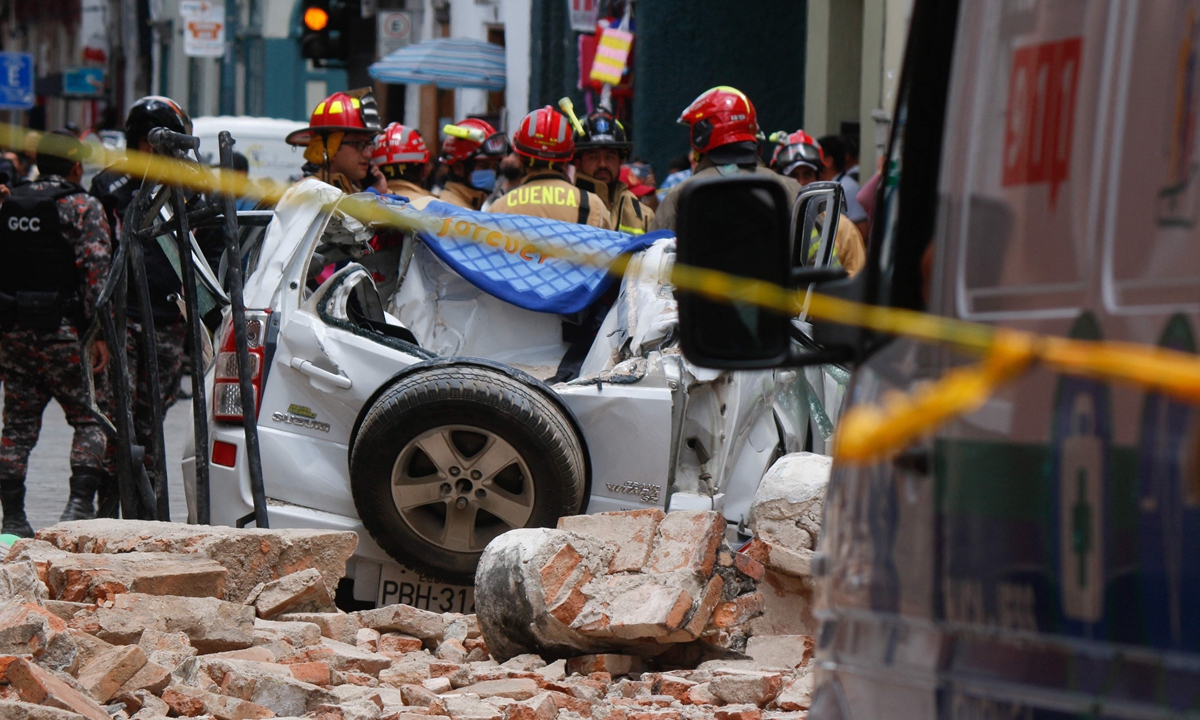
top-left (63, 67), bottom-right (104, 97)
top-left (0, 53), bottom-right (33, 110)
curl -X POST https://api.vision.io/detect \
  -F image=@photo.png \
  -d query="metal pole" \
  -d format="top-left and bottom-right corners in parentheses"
top-left (220, 0), bottom-right (238, 115)
top-left (128, 234), bottom-right (170, 520)
top-left (217, 131), bottom-right (269, 528)
top-left (169, 187), bottom-right (212, 524)
top-left (105, 244), bottom-right (140, 518)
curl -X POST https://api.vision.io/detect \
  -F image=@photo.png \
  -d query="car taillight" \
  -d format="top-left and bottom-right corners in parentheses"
top-left (213, 310), bottom-right (269, 424)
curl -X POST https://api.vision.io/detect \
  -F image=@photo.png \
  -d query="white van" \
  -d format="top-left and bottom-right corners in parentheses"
top-left (674, 0), bottom-right (1200, 718)
top-left (191, 116), bottom-right (307, 190)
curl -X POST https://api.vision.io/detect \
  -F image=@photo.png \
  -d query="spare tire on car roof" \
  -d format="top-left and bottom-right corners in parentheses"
top-left (349, 363), bottom-right (587, 585)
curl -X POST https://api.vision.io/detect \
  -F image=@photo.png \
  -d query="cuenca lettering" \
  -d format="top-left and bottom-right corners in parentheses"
top-left (7, 216), bottom-right (40, 232)
top-left (507, 185), bottom-right (578, 208)
top-left (271, 411), bottom-right (331, 433)
top-left (605, 481), bottom-right (661, 503)
top-left (435, 217), bottom-right (559, 264)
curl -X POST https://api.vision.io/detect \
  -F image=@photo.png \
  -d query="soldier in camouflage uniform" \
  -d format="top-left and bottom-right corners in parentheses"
top-left (0, 130), bottom-right (112, 536)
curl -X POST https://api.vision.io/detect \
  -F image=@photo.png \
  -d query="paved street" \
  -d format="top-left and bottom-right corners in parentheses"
top-left (0, 387), bottom-right (192, 531)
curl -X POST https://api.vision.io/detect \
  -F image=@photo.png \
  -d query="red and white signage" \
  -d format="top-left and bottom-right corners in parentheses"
top-left (1002, 37), bottom-right (1082, 206)
top-left (181, 0), bottom-right (225, 58)
top-left (568, 0), bottom-right (598, 33)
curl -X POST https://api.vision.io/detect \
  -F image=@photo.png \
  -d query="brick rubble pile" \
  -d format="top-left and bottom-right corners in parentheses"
top-left (0, 453), bottom-right (826, 720)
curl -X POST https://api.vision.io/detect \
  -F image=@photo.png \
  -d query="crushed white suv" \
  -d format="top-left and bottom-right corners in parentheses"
top-left (184, 179), bottom-right (827, 610)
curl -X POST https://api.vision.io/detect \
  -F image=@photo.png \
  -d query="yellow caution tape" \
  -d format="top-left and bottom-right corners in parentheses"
top-left (834, 330), bottom-right (1035, 462)
top-left (14, 123), bottom-right (1200, 465)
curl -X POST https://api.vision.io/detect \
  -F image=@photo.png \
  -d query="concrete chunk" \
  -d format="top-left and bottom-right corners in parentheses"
top-left (253, 618), bottom-right (323, 648)
top-left (0, 700), bottom-right (91, 720)
top-left (75, 643), bottom-right (146, 702)
top-left (35, 519), bottom-right (358, 603)
top-left (254, 568), bottom-right (335, 619)
top-left (0, 560), bottom-right (49, 603)
top-left (645, 511), bottom-right (724, 576)
top-left (558, 509), bottom-right (665, 573)
top-left (95, 593), bottom-right (255, 652)
top-left (277, 612), bottom-right (362, 645)
top-left (743, 636), bottom-right (812, 670)
top-left (0, 601), bottom-right (75, 668)
top-left (445, 678), bottom-right (540, 700)
top-left (606, 578), bottom-right (694, 639)
top-left (137, 629), bottom-right (196, 670)
top-left (773, 673), bottom-right (813, 711)
top-left (708, 672), bottom-right (784, 708)
top-left (115, 660), bottom-right (172, 696)
top-left (44, 551), bottom-right (227, 603)
top-left (354, 604), bottom-right (447, 641)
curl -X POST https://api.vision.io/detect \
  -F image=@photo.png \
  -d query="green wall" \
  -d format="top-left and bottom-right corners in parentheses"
top-left (524, 0), bottom-right (810, 179)
top-left (630, 1), bottom-right (808, 178)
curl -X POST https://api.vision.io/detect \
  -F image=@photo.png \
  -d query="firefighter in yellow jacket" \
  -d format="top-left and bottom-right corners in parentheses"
top-left (571, 109), bottom-right (654, 234)
top-left (491, 107), bottom-right (612, 229)
top-left (435, 118), bottom-right (510, 211)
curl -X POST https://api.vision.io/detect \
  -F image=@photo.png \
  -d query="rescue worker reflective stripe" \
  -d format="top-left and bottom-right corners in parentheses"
top-left (618, 224), bottom-right (645, 235)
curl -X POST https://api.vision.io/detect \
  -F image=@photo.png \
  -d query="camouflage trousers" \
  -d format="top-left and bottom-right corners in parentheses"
top-left (0, 324), bottom-right (108, 485)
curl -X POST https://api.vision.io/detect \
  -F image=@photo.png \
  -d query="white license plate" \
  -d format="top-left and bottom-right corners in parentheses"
top-left (377, 564), bottom-right (475, 614)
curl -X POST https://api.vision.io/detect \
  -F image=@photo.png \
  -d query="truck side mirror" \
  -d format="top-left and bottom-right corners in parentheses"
top-left (676, 175), bottom-right (792, 368)
top-left (791, 181), bottom-right (845, 272)
top-left (675, 175), bottom-right (855, 369)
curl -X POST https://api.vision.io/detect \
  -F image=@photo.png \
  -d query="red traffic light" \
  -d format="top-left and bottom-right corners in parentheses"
top-left (304, 6), bottom-right (329, 31)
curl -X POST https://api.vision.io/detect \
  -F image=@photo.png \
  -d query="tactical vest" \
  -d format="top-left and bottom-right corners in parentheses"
top-left (0, 182), bottom-right (85, 329)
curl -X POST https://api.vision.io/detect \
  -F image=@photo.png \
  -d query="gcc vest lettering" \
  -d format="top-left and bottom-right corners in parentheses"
top-left (6, 216), bottom-right (41, 232)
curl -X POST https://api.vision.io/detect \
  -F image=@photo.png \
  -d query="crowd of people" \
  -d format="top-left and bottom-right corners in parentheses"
top-left (0, 83), bottom-right (873, 537)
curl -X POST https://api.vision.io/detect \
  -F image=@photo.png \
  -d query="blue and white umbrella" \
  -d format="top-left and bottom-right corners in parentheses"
top-left (369, 38), bottom-right (506, 91)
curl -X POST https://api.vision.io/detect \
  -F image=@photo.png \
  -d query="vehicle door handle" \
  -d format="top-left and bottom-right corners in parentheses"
top-left (289, 357), bottom-right (352, 389)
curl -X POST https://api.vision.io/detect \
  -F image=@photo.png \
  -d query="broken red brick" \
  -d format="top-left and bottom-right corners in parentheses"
top-left (539, 543), bottom-right (583, 603)
top-left (710, 593), bottom-right (766, 629)
top-left (645, 511), bottom-right (724, 575)
top-left (290, 660), bottom-right (333, 686)
top-left (7, 657), bottom-right (110, 720)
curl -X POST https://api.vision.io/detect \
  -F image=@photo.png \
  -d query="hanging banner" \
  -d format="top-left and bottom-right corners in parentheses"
top-left (80, 0), bottom-right (109, 63)
top-left (589, 25), bottom-right (633, 86)
top-left (181, 0), bottom-right (226, 58)
top-left (567, 0), bottom-right (598, 33)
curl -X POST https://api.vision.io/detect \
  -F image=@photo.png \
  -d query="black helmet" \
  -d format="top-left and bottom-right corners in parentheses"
top-left (576, 109), bottom-right (632, 156)
top-left (125, 95), bottom-right (192, 147)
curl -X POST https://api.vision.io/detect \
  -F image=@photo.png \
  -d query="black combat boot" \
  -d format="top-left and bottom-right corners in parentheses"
top-left (60, 468), bottom-right (102, 522)
top-left (0, 482), bottom-right (33, 538)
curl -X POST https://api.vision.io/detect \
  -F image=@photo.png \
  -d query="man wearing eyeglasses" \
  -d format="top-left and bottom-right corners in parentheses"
top-left (285, 89), bottom-right (387, 194)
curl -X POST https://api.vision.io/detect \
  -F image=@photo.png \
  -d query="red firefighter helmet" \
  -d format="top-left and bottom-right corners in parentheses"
top-left (771, 130), bottom-right (825, 176)
top-left (513, 106), bottom-right (574, 162)
top-left (439, 118), bottom-right (509, 164)
top-left (371, 123), bottom-right (429, 167)
top-left (286, 89), bottom-right (382, 146)
top-left (677, 86), bottom-right (759, 154)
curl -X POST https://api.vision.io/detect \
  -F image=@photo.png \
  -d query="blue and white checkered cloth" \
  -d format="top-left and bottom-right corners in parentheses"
top-left (402, 201), bottom-right (666, 314)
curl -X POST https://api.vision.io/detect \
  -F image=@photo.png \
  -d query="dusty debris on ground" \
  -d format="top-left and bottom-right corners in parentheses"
top-left (0, 498), bottom-right (820, 719)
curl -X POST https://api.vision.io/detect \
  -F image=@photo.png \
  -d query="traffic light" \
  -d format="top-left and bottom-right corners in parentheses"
top-left (300, 0), bottom-right (349, 61)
